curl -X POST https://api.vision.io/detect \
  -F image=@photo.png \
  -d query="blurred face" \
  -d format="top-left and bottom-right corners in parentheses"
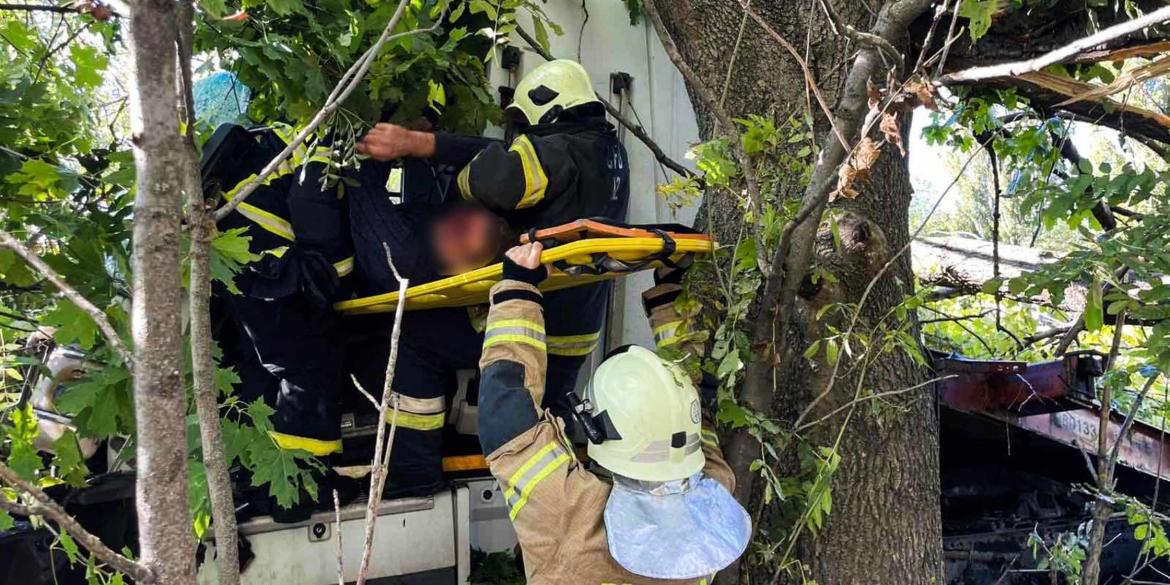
top-left (431, 205), bottom-right (510, 275)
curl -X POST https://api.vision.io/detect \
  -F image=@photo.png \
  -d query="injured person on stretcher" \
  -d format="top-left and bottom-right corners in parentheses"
top-left (210, 59), bottom-right (631, 521)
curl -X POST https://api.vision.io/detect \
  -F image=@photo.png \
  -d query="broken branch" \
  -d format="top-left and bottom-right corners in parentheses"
top-left (937, 5), bottom-right (1170, 85)
top-left (0, 462), bottom-right (155, 583)
top-left (212, 0), bottom-right (419, 222)
top-left (0, 230), bottom-right (134, 369)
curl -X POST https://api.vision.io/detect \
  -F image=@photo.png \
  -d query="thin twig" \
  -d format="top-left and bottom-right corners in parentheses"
top-left (1108, 374), bottom-right (1162, 471)
top-left (816, 0), bottom-right (904, 71)
top-left (0, 230), bottom-right (133, 368)
top-left (177, 0), bottom-right (240, 581)
top-left (937, 5), bottom-right (1170, 85)
top-left (212, 0), bottom-right (417, 222)
top-left (793, 143), bottom-right (982, 429)
top-left (0, 462), bottom-right (154, 583)
top-left (334, 490), bottom-right (344, 585)
top-left (738, 0), bottom-right (850, 151)
top-left (795, 375), bottom-right (956, 431)
top-left (643, 0), bottom-right (771, 276)
top-left (355, 243), bottom-right (409, 585)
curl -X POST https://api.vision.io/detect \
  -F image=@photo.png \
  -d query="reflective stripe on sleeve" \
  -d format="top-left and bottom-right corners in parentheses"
top-left (483, 318), bottom-right (546, 351)
top-left (701, 429), bottom-right (719, 449)
top-left (333, 256), bottom-right (354, 277)
top-left (509, 135), bottom-right (548, 209)
top-left (652, 320), bottom-right (686, 347)
top-left (268, 430), bottom-right (342, 456)
top-left (237, 202), bottom-right (296, 241)
top-left (547, 331), bottom-right (600, 357)
top-left (503, 442), bottom-right (570, 520)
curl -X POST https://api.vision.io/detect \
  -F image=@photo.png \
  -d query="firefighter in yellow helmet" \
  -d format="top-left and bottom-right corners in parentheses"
top-left (474, 242), bottom-right (751, 584)
top-left (353, 60), bottom-right (631, 498)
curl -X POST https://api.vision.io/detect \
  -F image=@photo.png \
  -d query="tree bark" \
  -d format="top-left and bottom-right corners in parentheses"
top-left (126, 1), bottom-right (197, 583)
top-left (655, 1), bottom-right (941, 583)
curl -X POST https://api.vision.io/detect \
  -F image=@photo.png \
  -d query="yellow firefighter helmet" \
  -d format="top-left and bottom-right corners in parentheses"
top-left (507, 59), bottom-right (600, 126)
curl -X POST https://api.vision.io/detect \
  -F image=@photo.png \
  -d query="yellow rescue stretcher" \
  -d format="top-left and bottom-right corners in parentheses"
top-left (335, 220), bottom-right (716, 315)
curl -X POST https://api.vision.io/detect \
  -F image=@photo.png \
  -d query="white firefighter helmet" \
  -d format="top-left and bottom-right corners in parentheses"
top-left (585, 345), bottom-right (705, 482)
top-left (506, 59), bottom-right (600, 126)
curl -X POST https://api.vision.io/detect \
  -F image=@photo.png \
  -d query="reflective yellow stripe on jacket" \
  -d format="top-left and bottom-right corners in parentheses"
top-left (509, 135), bottom-right (548, 209)
top-left (503, 442), bottom-right (570, 520)
top-left (237, 201), bottom-right (296, 242)
top-left (547, 331), bottom-right (600, 357)
top-left (268, 430), bottom-right (342, 456)
top-left (483, 318), bottom-right (546, 352)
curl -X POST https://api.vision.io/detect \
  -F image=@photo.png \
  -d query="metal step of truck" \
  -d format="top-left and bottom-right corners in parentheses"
top-left (196, 479), bottom-right (517, 585)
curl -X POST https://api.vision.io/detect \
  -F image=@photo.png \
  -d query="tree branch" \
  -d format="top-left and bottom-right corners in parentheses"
top-left (512, 25), bottom-right (697, 183)
top-left (212, 0), bottom-right (417, 222)
top-left (177, 0), bottom-right (240, 582)
top-left (354, 243), bottom-right (408, 585)
top-left (0, 462), bottom-right (155, 583)
top-left (0, 230), bottom-right (134, 369)
top-left (937, 5), bottom-right (1170, 85)
top-left (642, 0), bottom-right (771, 276)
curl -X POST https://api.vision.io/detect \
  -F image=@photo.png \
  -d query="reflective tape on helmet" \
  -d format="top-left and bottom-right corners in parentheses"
top-left (629, 433), bottom-right (700, 463)
top-left (509, 136), bottom-right (547, 209)
top-left (484, 318), bottom-right (546, 351)
top-left (547, 331), bottom-right (600, 357)
top-left (504, 442), bottom-right (570, 520)
top-left (267, 430), bottom-right (342, 456)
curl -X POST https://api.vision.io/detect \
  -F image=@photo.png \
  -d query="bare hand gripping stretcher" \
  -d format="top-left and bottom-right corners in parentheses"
top-left (334, 220), bottom-right (716, 314)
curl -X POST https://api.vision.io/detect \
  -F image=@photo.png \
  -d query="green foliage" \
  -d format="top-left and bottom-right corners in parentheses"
top-left (4, 404), bottom-right (43, 481)
top-left (218, 400), bottom-right (324, 509)
top-left (56, 366), bottom-right (134, 439)
top-left (1029, 525), bottom-right (1088, 584)
top-left (191, 0), bottom-right (506, 132)
top-left (958, 0), bottom-right (996, 41)
top-left (469, 547), bottom-right (525, 584)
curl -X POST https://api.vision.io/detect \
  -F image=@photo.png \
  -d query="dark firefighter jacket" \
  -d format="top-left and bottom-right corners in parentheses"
top-left (211, 124), bottom-right (356, 304)
top-left (475, 278), bottom-right (732, 585)
top-left (431, 117), bottom-right (630, 415)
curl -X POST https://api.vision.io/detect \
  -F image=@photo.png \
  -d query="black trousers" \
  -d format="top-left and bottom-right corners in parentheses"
top-left (217, 292), bottom-right (346, 454)
top-left (347, 281), bottom-right (609, 495)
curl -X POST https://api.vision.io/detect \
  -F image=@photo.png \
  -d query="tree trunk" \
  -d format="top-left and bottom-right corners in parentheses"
top-left (655, 1), bottom-right (942, 583)
top-left (126, 2), bottom-right (197, 583)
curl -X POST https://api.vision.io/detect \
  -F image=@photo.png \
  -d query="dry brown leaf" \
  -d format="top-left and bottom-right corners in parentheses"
top-left (832, 137), bottom-right (883, 200)
top-left (866, 80), bottom-right (884, 109)
top-left (880, 113), bottom-right (905, 157)
top-left (72, 0), bottom-right (114, 21)
top-left (905, 80), bottom-right (939, 112)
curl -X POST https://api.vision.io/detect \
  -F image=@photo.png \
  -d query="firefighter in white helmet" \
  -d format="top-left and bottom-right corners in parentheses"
top-left (475, 242), bottom-right (752, 584)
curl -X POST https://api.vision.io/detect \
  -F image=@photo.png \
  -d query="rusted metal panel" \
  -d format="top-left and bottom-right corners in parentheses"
top-left (1012, 409), bottom-right (1170, 479)
top-left (936, 355), bottom-right (1092, 415)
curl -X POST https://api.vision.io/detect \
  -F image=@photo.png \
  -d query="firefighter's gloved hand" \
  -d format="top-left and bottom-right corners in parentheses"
top-left (297, 249), bottom-right (340, 308)
top-left (503, 242), bottom-right (550, 287)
